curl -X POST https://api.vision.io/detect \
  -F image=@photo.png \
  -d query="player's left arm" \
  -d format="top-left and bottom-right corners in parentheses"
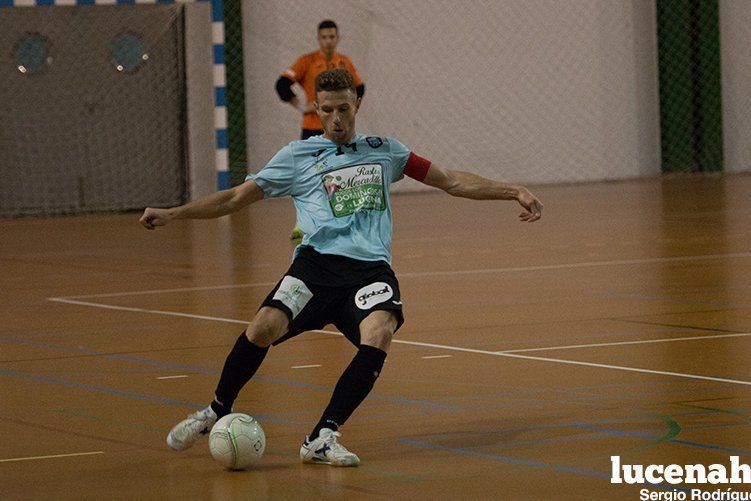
top-left (406, 154), bottom-right (543, 222)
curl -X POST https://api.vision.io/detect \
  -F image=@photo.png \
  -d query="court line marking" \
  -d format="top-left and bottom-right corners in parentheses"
top-left (156, 375), bottom-right (188, 380)
top-left (47, 298), bottom-right (247, 325)
top-left (497, 332), bottom-right (751, 353)
top-left (46, 250), bottom-right (751, 300)
top-left (0, 337), bottom-right (465, 412)
top-left (394, 338), bottom-right (751, 387)
top-left (53, 282), bottom-right (277, 300)
top-left (46, 298), bottom-right (751, 388)
top-left (291, 364), bottom-right (322, 369)
top-left (422, 355), bottom-right (453, 359)
top-left (0, 368), bottom-right (304, 424)
top-left (0, 451), bottom-right (104, 463)
top-left (398, 251), bottom-right (751, 279)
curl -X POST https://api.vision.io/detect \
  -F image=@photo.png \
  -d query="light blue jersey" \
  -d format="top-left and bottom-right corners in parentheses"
top-left (246, 134), bottom-right (411, 263)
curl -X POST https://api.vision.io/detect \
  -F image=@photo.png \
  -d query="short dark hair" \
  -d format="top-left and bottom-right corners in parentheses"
top-left (315, 68), bottom-right (355, 95)
top-left (318, 20), bottom-right (338, 32)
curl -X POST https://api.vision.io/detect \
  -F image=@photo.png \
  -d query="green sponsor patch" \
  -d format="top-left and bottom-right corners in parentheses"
top-left (323, 164), bottom-right (385, 217)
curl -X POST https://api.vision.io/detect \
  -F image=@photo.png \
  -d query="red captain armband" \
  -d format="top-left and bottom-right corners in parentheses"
top-left (403, 152), bottom-right (432, 181)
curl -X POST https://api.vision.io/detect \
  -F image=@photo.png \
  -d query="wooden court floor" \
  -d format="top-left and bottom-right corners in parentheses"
top-left (3, 173), bottom-right (751, 500)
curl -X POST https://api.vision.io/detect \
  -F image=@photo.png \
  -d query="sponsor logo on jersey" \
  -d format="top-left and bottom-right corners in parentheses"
top-left (322, 164), bottom-right (385, 217)
top-left (366, 136), bottom-right (383, 148)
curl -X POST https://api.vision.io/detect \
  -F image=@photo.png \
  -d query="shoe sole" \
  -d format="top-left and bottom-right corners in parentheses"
top-left (301, 455), bottom-right (359, 467)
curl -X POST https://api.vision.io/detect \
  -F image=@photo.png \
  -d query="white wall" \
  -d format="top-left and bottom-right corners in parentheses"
top-left (720, 0), bottom-right (751, 173)
top-left (242, 0), bottom-right (661, 188)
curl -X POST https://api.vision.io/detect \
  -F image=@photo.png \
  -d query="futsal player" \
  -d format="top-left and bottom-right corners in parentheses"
top-left (141, 68), bottom-right (542, 467)
top-left (275, 19), bottom-right (365, 243)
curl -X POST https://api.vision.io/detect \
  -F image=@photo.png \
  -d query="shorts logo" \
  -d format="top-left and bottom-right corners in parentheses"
top-left (354, 282), bottom-right (393, 310)
top-left (272, 276), bottom-right (312, 319)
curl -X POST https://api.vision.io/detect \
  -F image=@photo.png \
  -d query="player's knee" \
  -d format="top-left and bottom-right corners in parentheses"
top-left (359, 315), bottom-right (396, 351)
top-left (246, 307), bottom-right (288, 347)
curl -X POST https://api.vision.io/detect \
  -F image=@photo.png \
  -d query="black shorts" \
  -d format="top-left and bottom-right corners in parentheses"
top-left (261, 247), bottom-right (404, 346)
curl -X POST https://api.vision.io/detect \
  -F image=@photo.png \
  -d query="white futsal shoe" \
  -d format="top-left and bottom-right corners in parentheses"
top-left (166, 406), bottom-right (217, 451)
top-left (300, 428), bottom-right (361, 466)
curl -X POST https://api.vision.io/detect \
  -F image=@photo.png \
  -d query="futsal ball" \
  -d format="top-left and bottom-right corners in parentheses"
top-left (208, 413), bottom-right (265, 470)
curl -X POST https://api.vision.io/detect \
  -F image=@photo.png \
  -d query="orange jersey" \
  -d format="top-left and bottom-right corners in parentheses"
top-left (283, 50), bottom-right (363, 130)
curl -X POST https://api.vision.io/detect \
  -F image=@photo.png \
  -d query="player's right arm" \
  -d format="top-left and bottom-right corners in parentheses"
top-left (139, 179), bottom-right (264, 230)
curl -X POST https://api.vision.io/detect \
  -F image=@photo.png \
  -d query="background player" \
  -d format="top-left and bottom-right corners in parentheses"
top-left (275, 19), bottom-right (365, 140)
top-left (275, 20), bottom-right (365, 244)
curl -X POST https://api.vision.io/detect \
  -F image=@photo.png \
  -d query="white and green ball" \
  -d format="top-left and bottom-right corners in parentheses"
top-left (208, 413), bottom-right (265, 470)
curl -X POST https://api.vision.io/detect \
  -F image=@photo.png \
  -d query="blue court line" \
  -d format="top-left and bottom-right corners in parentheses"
top-left (434, 380), bottom-right (727, 402)
top-left (0, 336), bottom-right (625, 407)
top-left (468, 421), bottom-right (751, 453)
top-left (432, 381), bottom-right (658, 401)
top-left (467, 395), bottom-right (647, 410)
top-left (0, 368), bottom-right (300, 425)
top-left (2, 337), bottom-right (744, 434)
top-left (9, 372), bottom-right (743, 453)
top-left (460, 431), bottom-right (615, 450)
top-left (572, 423), bottom-right (751, 456)
top-left (369, 394), bottom-right (465, 410)
top-left (405, 412), bottom-right (751, 455)
top-left (0, 368), bottom-right (199, 408)
top-left (684, 422), bottom-right (751, 431)
top-left (669, 439), bottom-right (751, 455)
top-left (398, 437), bottom-right (610, 478)
top-left (5, 342), bottom-right (747, 462)
top-left (397, 438), bottom-right (691, 493)
top-left (407, 418), bottom-right (679, 442)
top-left (249, 375), bottom-right (466, 412)
top-left (0, 336), bottom-right (465, 411)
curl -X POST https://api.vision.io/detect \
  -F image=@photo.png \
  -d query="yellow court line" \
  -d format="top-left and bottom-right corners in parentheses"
top-left (0, 451), bottom-right (104, 463)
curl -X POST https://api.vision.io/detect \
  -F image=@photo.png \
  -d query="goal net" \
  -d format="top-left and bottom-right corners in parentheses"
top-left (0, 4), bottom-right (187, 216)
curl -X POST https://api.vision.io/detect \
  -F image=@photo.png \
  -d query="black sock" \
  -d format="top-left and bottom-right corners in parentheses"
top-left (310, 345), bottom-right (386, 438)
top-left (210, 331), bottom-right (269, 418)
